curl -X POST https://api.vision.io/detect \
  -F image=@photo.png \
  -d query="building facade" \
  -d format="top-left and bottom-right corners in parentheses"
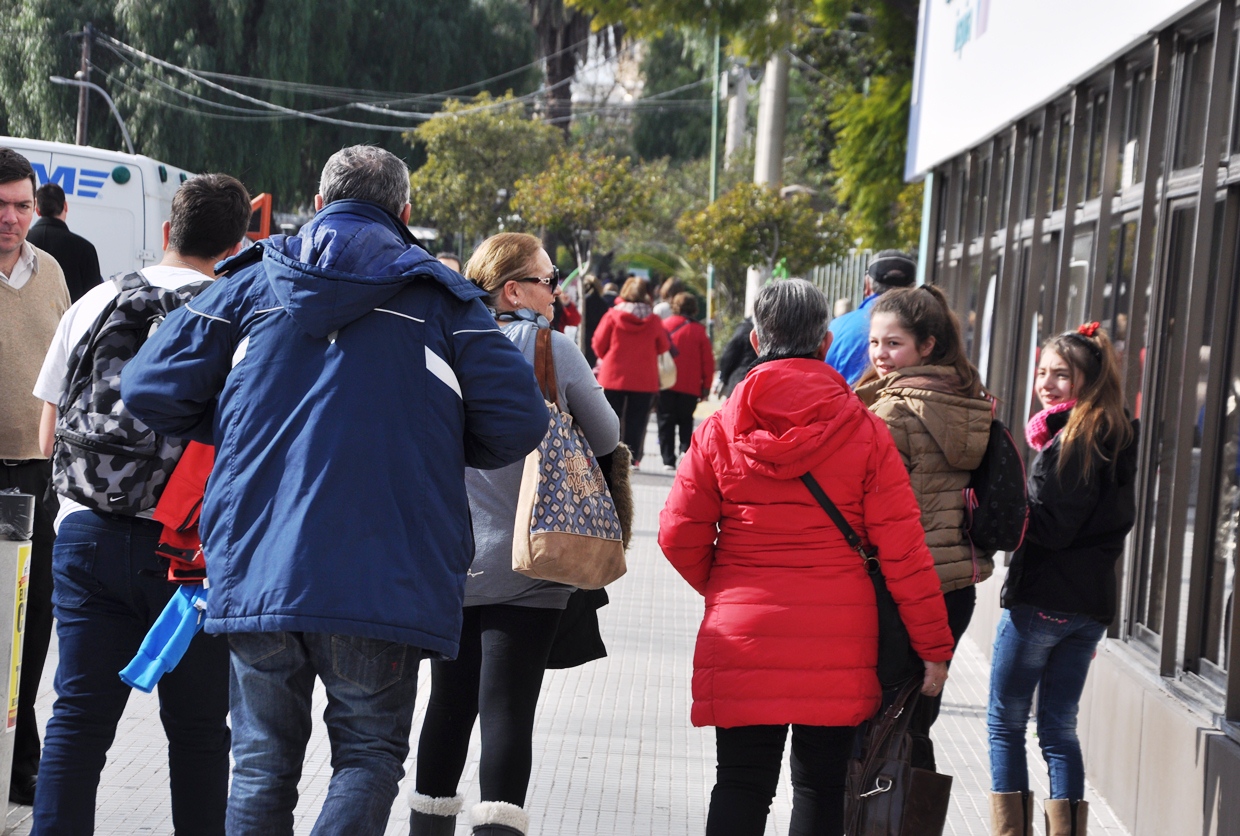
top-left (910, 1), bottom-right (1240, 833)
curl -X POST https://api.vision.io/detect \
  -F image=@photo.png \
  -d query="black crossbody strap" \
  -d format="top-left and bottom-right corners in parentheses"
top-left (799, 472), bottom-right (877, 566)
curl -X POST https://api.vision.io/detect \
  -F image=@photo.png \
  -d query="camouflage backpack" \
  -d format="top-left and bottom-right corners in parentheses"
top-left (53, 272), bottom-right (212, 516)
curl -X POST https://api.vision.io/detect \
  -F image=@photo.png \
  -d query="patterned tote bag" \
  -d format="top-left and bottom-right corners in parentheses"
top-left (512, 328), bottom-right (627, 589)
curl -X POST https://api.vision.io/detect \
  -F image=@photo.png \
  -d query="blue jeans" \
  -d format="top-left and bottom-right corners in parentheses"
top-left (226, 631), bottom-right (423, 836)
top-left (32, 510), bottom-right (230, 836)
top-left (987, 604), bottom-right (1106, 799)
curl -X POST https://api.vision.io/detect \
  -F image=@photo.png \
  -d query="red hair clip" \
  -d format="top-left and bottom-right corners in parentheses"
top-left (1077, 321), bottom-right (1100, 337)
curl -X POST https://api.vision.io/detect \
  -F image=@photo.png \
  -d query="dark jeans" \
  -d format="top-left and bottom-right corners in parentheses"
top-left (227, 631), bottom-right (424, 836)
top-left (32, 510), bottom-right (230, 836)
top-left (908, 585), bottom-right (977, 771)
top-left (707, 724), bottom-right (856, 836)
top-left (604, 389), bottom-right (654, 463)
top-left (416, 604), bottom-right (562, 806)
top-left (657, 390), bottom-right (697, 466)
top-left (0, 460), bottom-right (56, 785)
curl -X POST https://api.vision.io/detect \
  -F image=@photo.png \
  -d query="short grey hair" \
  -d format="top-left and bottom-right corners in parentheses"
top-left (318, 145), bottom-right (410, 217)
top-left (752, 279), bottom-right (830, 358)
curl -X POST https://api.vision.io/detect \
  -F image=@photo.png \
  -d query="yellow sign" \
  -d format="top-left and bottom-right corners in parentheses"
top-left (8, 544), bottom-right (30, 733)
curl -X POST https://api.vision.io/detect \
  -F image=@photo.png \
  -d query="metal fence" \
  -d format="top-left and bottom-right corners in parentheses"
top-left (807, 248), bottom-right (872, 313)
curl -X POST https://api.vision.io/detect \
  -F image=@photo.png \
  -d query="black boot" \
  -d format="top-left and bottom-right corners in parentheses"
top-left (408, 790), bottom-right (463, 836)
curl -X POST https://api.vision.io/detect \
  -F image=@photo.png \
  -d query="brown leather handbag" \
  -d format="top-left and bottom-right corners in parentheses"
top-left (845, 681), bottom-right (953, 836)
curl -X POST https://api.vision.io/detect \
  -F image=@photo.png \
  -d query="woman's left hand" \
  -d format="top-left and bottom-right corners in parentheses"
top-left (921, 660), bottom-right (949, 697)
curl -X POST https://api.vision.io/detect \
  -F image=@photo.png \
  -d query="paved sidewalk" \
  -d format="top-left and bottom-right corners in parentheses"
top-left (5, 456), bottom-right (1131, 835)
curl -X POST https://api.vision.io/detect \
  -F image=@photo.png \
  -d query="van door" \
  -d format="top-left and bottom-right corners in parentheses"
top-left (44, 150), bottom-right (144, 278)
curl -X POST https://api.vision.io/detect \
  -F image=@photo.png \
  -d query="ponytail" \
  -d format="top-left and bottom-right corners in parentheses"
top-left (1043, 324), bottom-right (1133, 481)
top-left (870, 285), bottom-right (983, 398)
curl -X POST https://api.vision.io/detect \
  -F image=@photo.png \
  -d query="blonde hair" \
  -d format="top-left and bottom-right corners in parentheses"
top-left (463, 232), bottom-right (544, 308)
top-left (620, 277), bottom-right (649, 303)
top-left (1043, 327), bottom-right (1133, 481)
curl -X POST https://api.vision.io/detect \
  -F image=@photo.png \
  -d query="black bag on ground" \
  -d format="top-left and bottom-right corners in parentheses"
top-left (845, 681), bottom-right (953, 836)
top-left (800, 473), bottom-right (923, 691)
top-left (962, 419), bottom-right (1028, 554)
top-left (53, 272), bottom-right (212, 515)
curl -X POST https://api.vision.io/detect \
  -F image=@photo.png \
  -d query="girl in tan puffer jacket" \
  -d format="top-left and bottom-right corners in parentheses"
top-left (855, 284), bottom-right (994, 772)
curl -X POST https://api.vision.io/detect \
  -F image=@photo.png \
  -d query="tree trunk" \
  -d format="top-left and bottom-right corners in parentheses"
top-left (527, 1), bottom-right (601, 134)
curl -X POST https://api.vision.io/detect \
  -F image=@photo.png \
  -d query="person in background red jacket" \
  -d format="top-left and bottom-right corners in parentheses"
top-left (656, 292), bottom-right (714, 471)
top-left (592, 276), bottom-right (670, 466)
top-left (658, 279), bottom-right (954, 836)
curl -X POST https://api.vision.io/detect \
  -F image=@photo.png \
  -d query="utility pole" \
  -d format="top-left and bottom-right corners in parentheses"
top-left (752, 50), bottom-right (788, 187)
top-left (745, 48), bottom-right (789, 315)
top-left (707, 28), bottom-right (721, 338)
top-left (75, 23), bottom-right (93, 146)
top-left (724, 65), bottom-right (749, 170)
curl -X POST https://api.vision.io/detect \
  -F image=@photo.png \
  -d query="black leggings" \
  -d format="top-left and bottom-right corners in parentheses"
top-left (707, 724), bottom-right (856, 836)
top-left (415, 604), bottom-right (562, 806)
top-left (656, 390), bottom-right (697, 466)
top-left (604, 389), bottom-right (654, 463)
top-left (908, 585), bottom-right (977, 771)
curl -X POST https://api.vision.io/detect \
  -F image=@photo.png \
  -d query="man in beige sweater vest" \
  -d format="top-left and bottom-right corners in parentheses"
top-left (0, 147), bottom-right (70, 806)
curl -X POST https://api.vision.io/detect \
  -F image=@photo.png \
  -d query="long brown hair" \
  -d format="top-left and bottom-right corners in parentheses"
top-left (866, 285), bottom-right (982, 397)
top-left (1043, 327), bottom-right (1133, 481)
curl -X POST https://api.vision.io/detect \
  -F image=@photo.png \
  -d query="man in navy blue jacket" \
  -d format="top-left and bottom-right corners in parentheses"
top-left (123, 146), bottom-right (549, 835)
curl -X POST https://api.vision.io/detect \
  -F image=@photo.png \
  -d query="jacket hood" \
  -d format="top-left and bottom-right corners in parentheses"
top-left (223, 200), bottom-right (484, 339)
top-left (612, 309), bottom-right (657, 332)
top-left (724, 359), bottom-right (869, 479)
top-left (857, 366), bottom-right (992, 470)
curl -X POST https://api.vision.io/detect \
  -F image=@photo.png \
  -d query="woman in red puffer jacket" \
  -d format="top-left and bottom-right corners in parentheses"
top-left (659, 279), bottom-right (954, 836)
top-left (656, 292), bottom-right (714, 470)
top-left (592, 277), bottom-right (670, 466)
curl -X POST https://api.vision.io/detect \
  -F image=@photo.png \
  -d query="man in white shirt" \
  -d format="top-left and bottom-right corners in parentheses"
top-left (0, 147), bottom-right (69, 807)
top-left (31, 173), bottom-right (250, 834)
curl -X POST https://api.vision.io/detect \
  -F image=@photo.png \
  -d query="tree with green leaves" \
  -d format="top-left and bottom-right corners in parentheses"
top-left (0, 0), bottom-right (541, 206)
top-left (800, 0), bottom-right (922, 249)
top-left (677, 181), bottom-right (846, 311)
top-left (511, 149), bottom-right (654, 271)
top-left (565, 0), bottom-right (814, 60)
top-left (632, 33), bottom-right (714, 163)
top-left (407, 92), bottom-right (562, 245)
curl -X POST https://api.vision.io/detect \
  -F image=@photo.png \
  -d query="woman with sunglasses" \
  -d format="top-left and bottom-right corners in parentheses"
top-left (592, 276), bottom-right (672, 467)
top-left (409, 233), bottom-right (619, 836)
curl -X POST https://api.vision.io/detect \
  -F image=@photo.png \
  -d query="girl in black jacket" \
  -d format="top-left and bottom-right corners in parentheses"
top-left (987, 323), bottom-right (1136, 836)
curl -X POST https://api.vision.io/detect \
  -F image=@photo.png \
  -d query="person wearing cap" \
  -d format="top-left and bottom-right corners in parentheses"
top-left (824, 249), bottom-right (917, 384)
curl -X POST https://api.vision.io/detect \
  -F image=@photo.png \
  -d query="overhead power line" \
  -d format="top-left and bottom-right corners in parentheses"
top-left (90, 32), bottom-right (708, 129)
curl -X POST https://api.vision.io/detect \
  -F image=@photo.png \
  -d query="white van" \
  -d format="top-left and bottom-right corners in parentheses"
top-left (1, 137), bottom-right (195, 279)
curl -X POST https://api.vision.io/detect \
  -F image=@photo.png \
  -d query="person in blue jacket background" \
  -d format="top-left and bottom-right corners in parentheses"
top-left (122, 145), bottom-right (549, 836)
top-left (825, 250), bottom-right (917, 384)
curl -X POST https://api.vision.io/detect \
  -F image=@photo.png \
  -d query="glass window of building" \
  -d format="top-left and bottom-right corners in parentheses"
top-left (1121, 68), bottom-right (1152, 188)
top-left (1175, 35), bottom-right (1215, 170)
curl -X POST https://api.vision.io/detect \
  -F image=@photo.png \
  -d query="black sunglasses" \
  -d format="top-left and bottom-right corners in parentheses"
top-left (514, 266), bottom-right (562, 289)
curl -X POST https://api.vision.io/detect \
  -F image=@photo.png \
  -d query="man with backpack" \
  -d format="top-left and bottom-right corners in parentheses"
top-left (121, 146), bottom-right (549, 834)
top-left (30, 173), bottom-right (251, 834)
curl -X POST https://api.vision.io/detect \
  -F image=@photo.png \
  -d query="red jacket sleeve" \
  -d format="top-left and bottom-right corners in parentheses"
top-left (591, 311), bottom-right (614, 360)
top-left (658, 423), bottom-right (722, 595)
top-left (860, 415), bottom-right (954, 663)
top-left (698, 327), bottom-right (715, 395)
top-left (655, 321), bottom-right (671, 354)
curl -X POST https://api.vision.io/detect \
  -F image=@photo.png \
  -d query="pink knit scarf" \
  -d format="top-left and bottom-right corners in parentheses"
top-left (1025, 400), bottom-right (1076, 451)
